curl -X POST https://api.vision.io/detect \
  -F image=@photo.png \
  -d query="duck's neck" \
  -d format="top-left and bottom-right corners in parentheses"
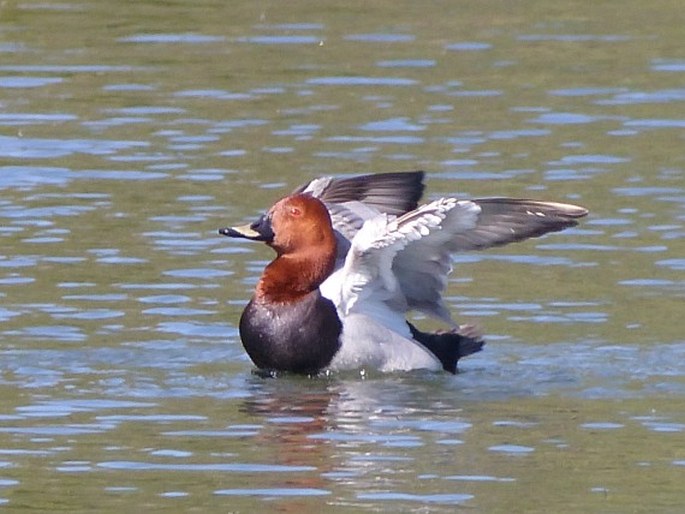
top-left (255, 248), bottom-right (335, 304)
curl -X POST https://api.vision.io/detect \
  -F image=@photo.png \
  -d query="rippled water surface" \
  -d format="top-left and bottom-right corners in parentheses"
top-left (1, 0), bottom-right (684, 512)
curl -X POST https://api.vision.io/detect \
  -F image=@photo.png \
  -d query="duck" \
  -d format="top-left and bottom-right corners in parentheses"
top-left (219, 171), bottom-right (588, 375)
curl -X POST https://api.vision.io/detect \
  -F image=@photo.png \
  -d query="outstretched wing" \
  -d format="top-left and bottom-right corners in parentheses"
top-left (337, 198), bottom-right (475, 316)
top-left (297, 172), bottom-right (588, 324)
top-left (394, 198), bottom-right (589, 323)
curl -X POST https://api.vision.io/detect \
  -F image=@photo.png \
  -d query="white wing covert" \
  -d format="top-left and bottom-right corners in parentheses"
top-left (338, 197), bottom-right (469, 316)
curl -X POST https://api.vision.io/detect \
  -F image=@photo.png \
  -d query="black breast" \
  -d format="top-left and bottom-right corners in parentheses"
top-left (239, 291), bottom-right (342, 374)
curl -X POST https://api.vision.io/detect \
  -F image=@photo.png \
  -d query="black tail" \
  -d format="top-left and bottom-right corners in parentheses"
top-left (408, 322), bottom-right (485, 374)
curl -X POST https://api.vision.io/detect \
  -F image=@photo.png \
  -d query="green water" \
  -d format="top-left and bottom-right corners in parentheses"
top-left (0, 0), bottom-right (683, 512)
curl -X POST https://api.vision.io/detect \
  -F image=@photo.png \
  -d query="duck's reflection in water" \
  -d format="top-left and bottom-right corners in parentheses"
top-left (238, 376), bottom-right (340, 509)
top-left (240, 374), bottom-right (460, 497)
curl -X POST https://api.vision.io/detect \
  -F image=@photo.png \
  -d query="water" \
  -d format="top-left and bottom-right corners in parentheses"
top-left (1, 0), bottom-right (684, 512)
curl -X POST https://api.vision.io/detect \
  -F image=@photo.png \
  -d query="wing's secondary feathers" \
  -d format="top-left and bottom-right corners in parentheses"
top-left (392, 200), bottom-right (482, 323)
top-left (338, 198), bottom-right (461, 315)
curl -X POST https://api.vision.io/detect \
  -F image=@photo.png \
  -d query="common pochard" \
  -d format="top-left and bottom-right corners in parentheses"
top-left (219, 171), bottom-right (588, 375)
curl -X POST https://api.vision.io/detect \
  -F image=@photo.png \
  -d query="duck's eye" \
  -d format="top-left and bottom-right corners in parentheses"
top-left (289, 206), bottom-right (302, 217)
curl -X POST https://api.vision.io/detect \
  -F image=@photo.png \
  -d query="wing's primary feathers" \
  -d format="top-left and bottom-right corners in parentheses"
top-left (296, 171), bottom-right (425, 216)
top-left (447, 198), bottom-right (588, 251)
top-left (394, 198), bottom-right (587, 322)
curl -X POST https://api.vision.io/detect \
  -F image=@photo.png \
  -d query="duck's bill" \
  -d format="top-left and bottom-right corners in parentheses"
top-left (218, 215), bottom-right (274, 242)
top-left (218, 224), bottom-right (261, 239)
